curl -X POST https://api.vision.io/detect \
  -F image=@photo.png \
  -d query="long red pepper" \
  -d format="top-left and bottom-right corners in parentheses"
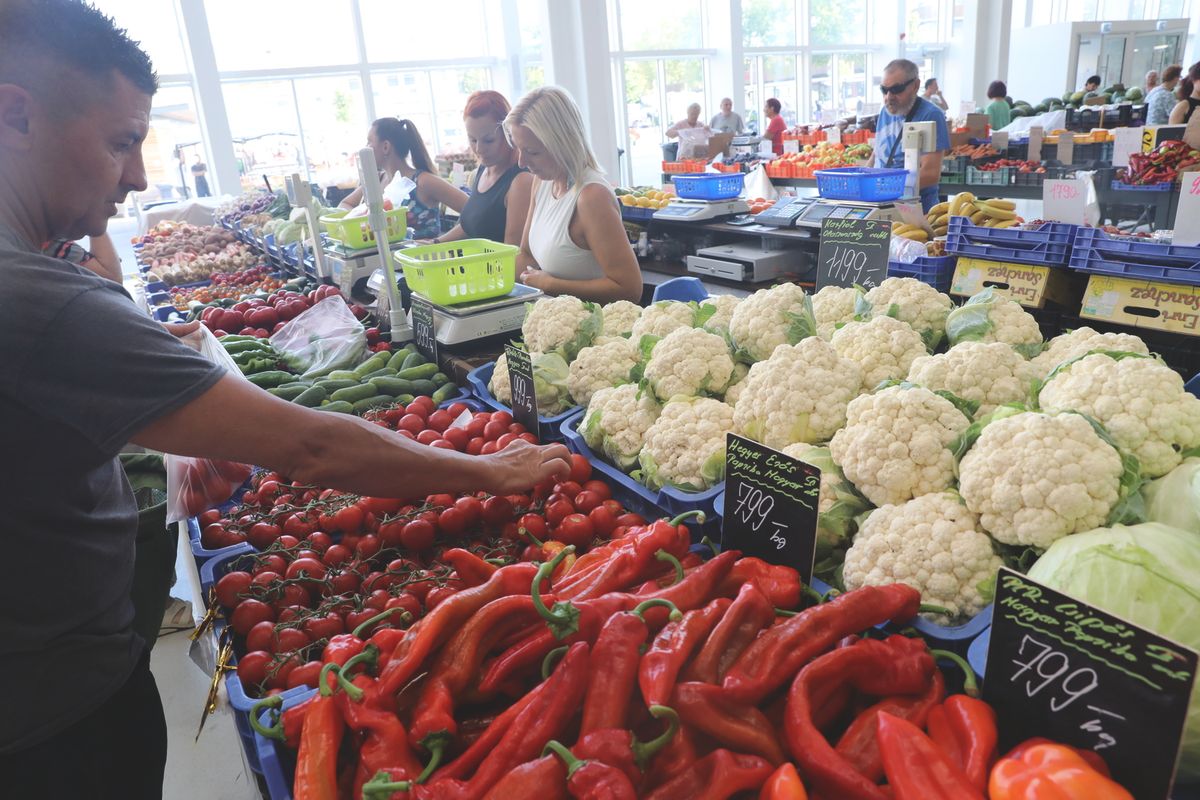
top-left (682, 580), bottom-right (774, 683)
top-left (478, 755), bottom-right (567, 800)
top-left (643, 749), bottom-right (774, 800)
top-left (940, 693), bottom-right (998, 791)
top-left (759, 763), bottom-right (808, 800)
top-left (322, 607), bottom-right (412, 667)
top-left (638, 598), bottom-right (731, 707)
top-left (834, 668), bottom-right (946, 782)
top-left (643, 721), bottom-right (704, 789)
top-left (335, 688), bottom-right (424, 797)
top-left (293, 664), bottom-right (344, 800)
top-left (671, 680), bottom-right (786, 764)
top-left (876, 711), bottom-right (985, 800)
top-left (441, 548), bottom-right (498, 588)
top-left (556, 512), bottom-right (699, 596)
top-left (717, 557), bottom-right (802, 609)
top-left (433, 681), bottom-right (550, 781)
top-left (544, 740), bottom-right (638, 800)
top-left (574, 705), bottom-right (679, 788)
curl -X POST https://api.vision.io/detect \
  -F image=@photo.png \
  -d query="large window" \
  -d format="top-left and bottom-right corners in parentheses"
top-left (372, 67), bottom-right (490, 159)
top-left (619, 0), bottom-right (705, 50)
top-left (93, 0), bottom-right (189, 77)
top-left (206, 0), bottom-right (360, 71)
top-left (143, 85), bottom-right (207, 203)
top-left (359, 0), bottom-right (491, 63)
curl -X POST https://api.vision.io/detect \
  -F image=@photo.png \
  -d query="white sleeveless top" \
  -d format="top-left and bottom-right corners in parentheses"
top-left (528, 168), bottom-right (610, 281)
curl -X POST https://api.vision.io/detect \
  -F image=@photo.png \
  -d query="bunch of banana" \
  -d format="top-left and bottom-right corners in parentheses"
top-left (891, 221), bottom-right (928, 242)
top-left (938, 192), bottom-right (1022, 230)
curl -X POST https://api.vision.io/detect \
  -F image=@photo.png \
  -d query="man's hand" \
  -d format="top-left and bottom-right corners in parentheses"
top-left (478, 440), bottom-right (571, 495)
top-left (163, 320), bottom-right (201, 338)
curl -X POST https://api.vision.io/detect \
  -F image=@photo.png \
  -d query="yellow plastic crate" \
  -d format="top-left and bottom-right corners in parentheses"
top-left (319, 207), bottom-right (408, 250)
top-left (396, 239), bottom-right (517, 305)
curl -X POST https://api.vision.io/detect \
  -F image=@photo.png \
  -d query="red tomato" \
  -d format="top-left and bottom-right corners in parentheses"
top-left (250, 571), bottom-right (283, 592)
top-left (483, 420), bottom-right (509, 441)
top-left (256, 553), bottom-right (288, 576)
top-left (454, 496), bottom-right (484, 526)
top-left (198, 509), bottom-right (222, 526)
top-left (427, 410), bottom-right (454, 433)
top-left (572, 490), bottom-right (603, 514)
top-left (230, 599), bottom-right (275, 636)
top-left (426, 494), bottom-right (455, 509)
top-left (466, 437), bottom-right (486, 455)
top-left (401, 519), bottom-right (436, 551)
top-left (285, 661), bottom-right (323, 690)
top-left (275, 627), bottom-right (311, 654)
top-left (385, 593), bottom-right (422, 620)
top-left (361, 497), bottom-right (405, 516)
top-left (518, 513), bottom-right (549, 543)
top-left (285, 557), bottom-right (326, 583)
top-left (545, 500), bottom-right (575, 529)
top-left (589, 505), bottom-right (618, 538)
top-left (490, 410), bottom-right (514, 426)
top-left (556, 513), bottom-right (596, 549)
top-left (397, 429), bottom-right (416, 441)
top-left (438, 507), bottom-right (467, 537)
top-left (215, 571), bottom-right (253, 609)
top-left (496, 433), bottom-right (518, 449)
top-left (507, 422), bottom-right (528, 435)
top-left (601, 499), bottom-right (624, 515)
top-left (616, 513), bottom-right (647, 528)
top-left (465, 418), bottom-right (487, 439)
top-left (554, 481), bottom-right (583, 499)
top-left (445, 402), bottom-right (469, 417)
top-left (307, 531), bottom-right (334, 553)
top-left (442, 427), bottom-right (470, 451)
top-left (405, 404), bottom-right (429, 421)
top-left (378, 520), bottom-right (405, 549)
top-left (282, 514), bottom-right (314, 537)
top-left (332, 504), bottom-right (365, 533)
top-left (430, 440), bottom-right (457, 450)
top-left (322, 544), bottom-right (353, 569)
top-left (245, 620), bottom-right (276, 653)
top-left (409, 396), bottom-right (436, 415)
top-left (518, 432), bottom-right (538, 444)
top-left (480, 441), bottom-right (499, 455)
top-left (364, 589), bottom-right (391, 611)
top-left (355, 537), bottom-right (382, 560)
top-left (344, 608), bottom-right (380, 635)
top-left (568, 454), bottom-right (592, 484)
top-left (398, 414), bottom-right (427, 434)
top-left (481, 495), bottom-right (514, 527)
top-left (425, 586), bottom-right (458, 610)
top-left (236, 650), bottom-right (273, 689)
top-left (303, 613), bottom-right (345, 641)
top-left (247, 522), bottom-right (282, 550)
top-left (581, 480), bottom-right (612, 501)
top-left (416, 429), bottom-right (442, 446)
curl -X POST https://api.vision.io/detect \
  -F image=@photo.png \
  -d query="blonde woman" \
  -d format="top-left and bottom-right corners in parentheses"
top-left (506, 86), bottom-right (642, 303)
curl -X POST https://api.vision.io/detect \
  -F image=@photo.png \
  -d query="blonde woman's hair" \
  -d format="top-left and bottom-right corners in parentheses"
top-left (505, 85), bottom-right (600, 188)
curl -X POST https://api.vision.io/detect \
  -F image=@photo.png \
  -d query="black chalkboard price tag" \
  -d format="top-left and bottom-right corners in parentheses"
top-left (504, 343), bottom-right (539, 441)
top-left (411, 295), bottom-right (438, 364)
top-left (816, 217), bottom-right (891, 291)
top-left (985, 567), bottom-right (1197, 800)
top-left (721, 433), bottom-right (821, 584)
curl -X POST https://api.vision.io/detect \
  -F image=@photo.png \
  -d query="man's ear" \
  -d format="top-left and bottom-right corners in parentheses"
top-left (0, 84), bottom-right (34, 149)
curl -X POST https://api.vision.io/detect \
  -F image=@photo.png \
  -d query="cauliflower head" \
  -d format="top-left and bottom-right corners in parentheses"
top-left (522, 295), bottom-right (603, 361)
top-left (907, 342), bottom-right (1039, 419)
top-left (733, 338), bottom-right (863, 449)
top-left (643, 327), bottom-right (736, 401)
top-left (567, 338), bottom-right (639, 407)
top-left (728, 283), bottom-right (818, 363)
top-left (638, 397), bottom-right (735, 491)
top-left (843, 492), bottom-right (1002, 624)
top-left (630, 300), bottom-right (697, 340)
top-left (831, 315), bottom-right (928, 393)
top-left (944, 288), bottom-right (1043, 358)
top-left (829, 385), bottom-right (970, 507)
top-left (811, 285), bottom-right (861, 340)
top-left (958, 410), bottom-right (1126, 548)
top-left (863, 277), bottom-right (953, 349)
top-left (722, 362), bottom-right (750, 406)
top-left (1030, 326), bottom-right (1149, 378)
top-left (488, 351), bottom-right (572, 415)
top-left (601, 300), bottom-right (642, 338)
top-left (698, 294), bottom-right (742, 334)
top-left (782, 442), bottom-right (871, 572)
top-left (1038, 352), bottom-right (1200, 478)
top-left (489, 351), bottom-right (511, 402)
top-left (582, 383), bottom-right (661, 472)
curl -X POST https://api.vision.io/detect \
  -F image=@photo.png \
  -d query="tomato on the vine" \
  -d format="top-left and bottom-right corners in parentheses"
top-left (556, 513), bottom-right (595, 549)
top-left (567, 454), bottom-right (592, 484)
top-left (545, 500), bottom-right (575, 529)
top-left (481, 495), bottom-right (514, 527)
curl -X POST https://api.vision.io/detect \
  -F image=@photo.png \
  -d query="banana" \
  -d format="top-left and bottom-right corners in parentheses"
top-left (976, 203), bottom-right (1016, 221)
top-left (903, 230), bottom-right (929, 242)
top-left (950, 192), bottom-right (976, 217)
top-left (892, 224), bottom-right (918, 236)
top-left (932, 213), bottom-right (949, 228)
top-left (933, 226), bottom-right (948, 237)
top-left (981, 199), bottom-right (1016, 211)
top-left (992, 219), bottom-right (1019, 228)
top-left (928, 202), bottom-right (949, 217)
top-left (970, 210), bottom-right (987, 225)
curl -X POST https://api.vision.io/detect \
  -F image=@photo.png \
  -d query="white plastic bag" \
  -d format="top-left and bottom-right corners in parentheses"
top-left (889, 235), bottom-right (929, 265)
top-left (743, 163), bottom-right (778, 202)
top-left (677, 127), bottom-right (710, 160)
top-left (270, 295), bottom-right (367, 380)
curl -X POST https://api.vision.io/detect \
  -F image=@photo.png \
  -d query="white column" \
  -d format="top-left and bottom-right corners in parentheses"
top-left (707, 0), bottom-right (744, 120)
top-left (951, 0), bottom-right (1013, 111)
top-left (493, 0), bottom-right (523, 100)
top-left (543, 0), bottom-right (621, 179)
top-left (176, 0), bottom-right (240, 197)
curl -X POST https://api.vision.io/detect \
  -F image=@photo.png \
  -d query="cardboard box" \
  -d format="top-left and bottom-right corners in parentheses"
top-left (949, 113), bottom-right (989, 149)
top-left (950, 257), bottom-right (1084, 309)
top-left (1079, 275), bottom-right (1200, 337)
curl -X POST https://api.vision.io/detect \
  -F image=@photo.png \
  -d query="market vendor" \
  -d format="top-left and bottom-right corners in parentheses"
top-left (710, 97), bottom-right (744, 134)
top-left (429, 90), bottom-right (532, 246)
top-left (665, 102), bottom-right (711, 140)
top-left (869, 59), bottom-right (950, 213)
top-left (507, 86), bottom-right (642, 303)
top-left (338, 118), bottom-right (468, 240)
top-left (0, 3), bottom-right (572, 794)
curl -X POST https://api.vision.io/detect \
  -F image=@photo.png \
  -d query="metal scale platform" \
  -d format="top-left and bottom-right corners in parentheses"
top-left (652, 197), bottom-right (750, 223)
top-left (325, 239), bottom-right (413, 300)
top-left (754, 196), bottom-right (907, 229)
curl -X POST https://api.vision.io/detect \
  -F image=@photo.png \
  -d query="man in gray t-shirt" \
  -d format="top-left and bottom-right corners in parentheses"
top-left (0, 3), bottom-right (572, 795)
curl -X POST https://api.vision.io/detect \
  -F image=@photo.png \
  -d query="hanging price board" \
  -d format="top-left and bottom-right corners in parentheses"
top-left (984, 568), bottom-right (1197, 800)
top-left (411, 295), bottom-right (438, 364)
top-left (721, 433), bottom-right (821, 584)
top-left (816, 217), bottom-right (891, 291)
top-left (504, 344), bottom-right (539, 440)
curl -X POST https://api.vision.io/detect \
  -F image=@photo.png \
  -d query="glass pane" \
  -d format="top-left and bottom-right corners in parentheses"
top-left (1159, 0), bottom-right (1188, 16)
top-left (517, 0), bottom-right (545, 61)
top-left (762, 55), bottom-right (797, 125)
top-left (1064, 0), bottom-right (1099, 20)
top-left (952, 1), bottom-right (965, 38)
top-left (835, 52), bottom-right (868, 118)
top-left (1099, 0), bottom-right (1140, 17)
top-left (91, 0), bottom-right (188, 76)
top-left (222, 80), bottom-right (304, 193)
top-left (139, 85), bottom-right (206, 204)
top-left (619, 0), bottom-right (703, 50)
top-left (744, 57), bottom-right (760, 132)
top-left (810, 0), bottom-right (866, 45)
top-left (905, 0), bottom-right (941, 42)
top-left (810, 54), bottom-right (832, 122)
top-left (868, 0), bottom-right (901, 47)
top-left (371, 71), bottom-right (437, 155)
top-left (623, 60), bottom-right (663, 186)
top-left (524, 64), bottom-right (545, 92)
top-left (360, 0), bottom-right (489, 62)
top-left (294, 76), bottom-right (368, 189)
top-left (430, 68), bottom-right (490, 155)
top-left (743, 0), bottom-right (796, 47)
top-left (663, 60), bottom-right (707, 128)
top-left (207, 0), bottom-right (358, 71)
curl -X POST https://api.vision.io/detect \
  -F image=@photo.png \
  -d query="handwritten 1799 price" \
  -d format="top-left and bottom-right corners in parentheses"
top-left (1050, 183), bottom-right (1080, 200)
top-left (732, 484), bottom-right (788, 550)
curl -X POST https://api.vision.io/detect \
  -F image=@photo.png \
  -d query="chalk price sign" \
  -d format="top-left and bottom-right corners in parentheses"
top-left (721, 433), bottom-right (821, 583)
top-left (504, 343), bottom-right (539, 440)
top-left (411, 295), bottom-right (438, 364)
top-left (984, 568), bottom-right (1197, 799)
top-left (816, 217), bottom-right (891, 291)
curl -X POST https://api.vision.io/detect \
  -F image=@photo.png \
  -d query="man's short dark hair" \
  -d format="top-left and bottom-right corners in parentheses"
top-left (987, 80), bottom-right (1007, 99)
top-left (924, 78), bottom-right (937, 90)
top-left (765, 98), bottom-right (781, 113)
top-left (0, 0), bottom-right (157, 111)
top-left (1163, 64), bottom-right (1183, 83)
top-left (1085, 75), bottom-right (1102, 87)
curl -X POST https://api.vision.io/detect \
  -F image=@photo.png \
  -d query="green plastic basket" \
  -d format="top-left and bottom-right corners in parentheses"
top-left (319, 207), bottom-right (408, 250)
top-left (396, 239), bottom-right (518, 305)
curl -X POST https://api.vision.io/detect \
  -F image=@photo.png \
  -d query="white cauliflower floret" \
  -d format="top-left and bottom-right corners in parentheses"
top-left (811, 285), bottom-right (860, 340)
top-left (843, 492), bottom-right (1002, 624)
top-left (1038, 352), bottom-right (1200, 478)
top-left (782, 442), bottom-right (871, 570)
top-left (698, 294), bottom-right (741, 334)
top-left (831, 315), bottom-right (927, 393)
top-left (728, 283), bottom-right (818, 363)
top-left (958, 410), bottom-right (1125, 548)
top-left (566, 338), bottom-right (639, 407)
top-left (733, 338), bottom-right (863, 449)
top-left (488, 351), bottom-right (572, 415)
top-left (638, 397), bottom-right (735, 491)
top-left (522, 295), bottom-right (602, 361)
top-left (582, 384), bottom-right (661, 472)
top-left (601, 300), bottom-right (642, 338)
top-left (643, 327), bottom-right (735, 401)
top-left (1030, 326), bottom-right (1149, 378)
top-left (630, 301), bottom-right (697, 340)
top-left (489, 351), bottom-right (512, 403)
top-left (863, 277), bottom-right (953, 349)
top-left (829, 385), bottom-right (970, 507)
top-left (907, 342), bottom-right (1039, 419)
top-left (944, 288), bottom-right (1043, 358)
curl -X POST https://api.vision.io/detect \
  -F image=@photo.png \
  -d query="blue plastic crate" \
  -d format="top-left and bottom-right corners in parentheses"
top-left (887, 255), bottom-right (957, 293)
top-left (1187, 373), bottom-right (1200, 396)
top-left (946, 217), bottom-right (1077, 268)
top-left (813, 167), bottom-right (907, 202)
top-left (1110, 179), bottom-right (1174, 192)
top-left (1069, 227), bottom-right (1200, 287)
top-left (254, 689), bottom-right (319, 799)
top-left (968, 624), bottom-right (990, 679)
top-left (188, 516), bottom-right (254, 565)
top-left (905, 603), bottom-right (993, 657)
top-left (466, 362), bottom-right (579, 443)
top-left (151, 305), bottom-right (187, 323)
top-left (435, 388), bottom-right (480, 410)
top-left (652, 276), bottom-right (709, 303)
top-left (671, 172), bottom-right (745, 201)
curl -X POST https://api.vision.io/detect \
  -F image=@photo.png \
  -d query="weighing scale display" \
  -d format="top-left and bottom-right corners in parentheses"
top-left (803, 204), bottom-right (836, 222)
top-left (844, 209), bottom-right (870, 219)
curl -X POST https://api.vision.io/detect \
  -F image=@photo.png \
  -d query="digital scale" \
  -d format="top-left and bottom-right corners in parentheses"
top-left (754, 196), bottom-right (907, 229)
top-left (730, 135), bottom-right (762, 157)
top-left (324, 240), bottom-right (412, 300)
top-left (652, 197), bottom-right (750, 223)
top-left (686, 241), bottom-right (805, 283)
top-left (413, 284), bottom-right (544, 346)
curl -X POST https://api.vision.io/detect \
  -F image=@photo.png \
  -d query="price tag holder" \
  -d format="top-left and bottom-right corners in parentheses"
top-left (1173, 171), bottom-right (1200, 246)
top-left (721, 433), bottom-right (821, 584)
top-left (992, 131), bottom-right (1009, 152)
top-left (816, 217), bottom-right (891, 291)
top-left (1111, 126), bottom-right (1143, 168)
top-left (985, 568), bottom-right (1197, 800)
top-left (504, 343), bottom-right (539, 440)
top-left (1028, 126), bottom-right (1044, 162)
top-left (826, 126), bottom-right (841, 145)
top-left (411, 295), bottom-right (438, 365)
top-left (1043, 178), bottom-right (1088, 225)
top-left (1056, 136), bottom-right (1075, 165)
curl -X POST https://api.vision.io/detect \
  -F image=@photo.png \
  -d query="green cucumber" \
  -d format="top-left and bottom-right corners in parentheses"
top-left (400, 351), bottom-right (425, 370)
top-left (396, 363), bottom-right (439, 381)
top-left (386, 349), bottom-right (411, 372)
top-left (431, 372), bottom-right (449, 387)
top-left (330, 383), bottom-right (379, 403)
top-left (320, 400), bottom-right (355, 414)
top-left (361, 367), bottom-right (397, 381)
top-left (326, 369), bottom-right (361, 382)
top-left (394, 393), bottom-right (415, 405)
top-left (431, 382), bottom-right (459, 404)
top-left (246, 370), bottom-right (293, 389)
top-left (352, 394), bottom-right (395, 413)
top-left (277, 381), bottom-right (312, 390)
top-left (315, 378), bottom-right (359, 393)
top-left (352, 354), bottom-right (389, 379)
top-left (409, 379), bottom-right (438, 397)
top-left (267, 385), bottom-right (308, 401)
top-left (369, 377), bottom-right (415, 396)
top-left (293, 385), bottom-right (328, 407)
top-left (224, 339), bottom-right (273, 355)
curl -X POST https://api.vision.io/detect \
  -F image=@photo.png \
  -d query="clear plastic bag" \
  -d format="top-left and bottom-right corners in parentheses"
top-left (269, 295), bottom-right (367, 380)
top-left (676, 127), bottom-right (710, 160)
top-left (165, 326), bottom-right (254, 524)
top-left (889, 235), bottom-right (929, 265)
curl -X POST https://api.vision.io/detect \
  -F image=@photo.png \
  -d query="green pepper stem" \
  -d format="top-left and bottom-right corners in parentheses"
top-left (919, 603), bottom-right (953, 617)
top-left (340, 643), bottom-right (380, 677)
top-left (318, 662), bottom-right (341, 698)
top-left (531, 545), bottom-right (581, 640)
top-left (930, 649), bottom-right (979, 697)
top-left (632, 597), bottom-right (682, 623)
top-left (416, 737), bottom-right (447, 784)
top-left (775, 608), bottom-right (799, 617)
top-left (362, 771), bottom-right (412, 797)
top-left (667, 510), bottom-right (706, 526)
top-left (352, 607), bottom-right (410, 639)
top-left (654, 550), bottom-right (684, 586)
top-left (542, 645), bottom-right (569, 680)
top-left (248, 694), bottom-right (284, 741)
top-left (699, 535), bottom-right (722, 554)
top-left (801, 584), bottom-right (825, 605)
top-left (631, 705), bottom-right (680, 768)
top-left (543, 739), bottom-right (585, 779)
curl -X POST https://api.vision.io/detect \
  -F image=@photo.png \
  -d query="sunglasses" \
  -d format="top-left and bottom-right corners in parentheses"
top-left (880, 78), bottom-right (916, 96)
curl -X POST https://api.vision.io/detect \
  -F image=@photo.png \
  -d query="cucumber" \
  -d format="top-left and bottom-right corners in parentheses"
top-left (396, 363), bottom-right (439, 381)
top-left (246, 370), bottom-right (293, 389)
top-left (216, 334), bottom-right (258, 344)
top-left (352, 354), bottom-right (389, 379)
top-left (277, 381), bottom-right (312, 391)
top-left (431, 372), bottom-right (449, 387)
top-left (267, 385), bottom-right (308, 401)
top-left (409, 379), bottom-right (438, 397)
top-left (394, 394), bottom-right (415, 406)
top-left (400, 351), bottom-right (425, 370)
top-left (320, 401), bottom-right (355, 414)
top-left (293, 385), bottom-right (328, 407)
top-left (361, 367), bottom-right (397, 381)
top-left (431, 382), bottom-right (459, 404)
top-left (330, 383), bottom-right (379, 403)
top-left (224, 339), bottom-right (274, 355)
top-left (369, 377), bottom-right (415, 396)
top-left (352, 394), bottom-right (395, 413)
top-left (386, 349), bottom-right (411, 372)
top-left (326, 369), bottom-right (360, 382)
top-left (315, 378), bottom-right (359, 393)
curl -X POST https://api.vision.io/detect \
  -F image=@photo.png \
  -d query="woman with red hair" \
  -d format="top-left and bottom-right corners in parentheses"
top-left (433, 90), bottom-right (532, 245)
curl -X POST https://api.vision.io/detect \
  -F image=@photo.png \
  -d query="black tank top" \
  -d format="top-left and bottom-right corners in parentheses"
top-left (458, 164), bottom-right (525, 242)
top-left (1183, 96), bottom-right (1200, 124)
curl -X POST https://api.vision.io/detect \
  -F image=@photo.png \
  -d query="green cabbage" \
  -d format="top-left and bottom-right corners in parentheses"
top-left (1027, 522), bottom-right (1200, 780)
top-left (531, 352), bottom-right (572, 415)
top-left (1144, 458), bottom-right (1200, 534)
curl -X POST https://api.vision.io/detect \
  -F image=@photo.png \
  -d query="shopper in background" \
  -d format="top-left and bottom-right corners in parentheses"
top-left (1169, 62), bottom-right (1200, 125)
top-left (1083, 74), bottom-right (1102, 93)
top-left (665, 102), bottom-right (711, 139)
top-left (762, 97), bottom-right (787, 155)
top-left (869, 59), bottom-right (951, 213)
top-left (190, 156), bottom-right (210, 197)
top-left (338, 118), bottom-right (468, 239)
top-left (710, 97), bottom-right (745, 134)
top-left (1146, 64), bottom-right (1182, 125)
top-left (923, 78), bottom-right (949, 112)
top-left (0, 3), bottom-right (572, 796)
top-left (1144, 69), bottom-right (1160, 95)
top-left (985, 80), bottom-right (1012, 132)
top-left (432, 90), bottom-right (532, 246)
top-left (507, 86), bottom-right (642, 303)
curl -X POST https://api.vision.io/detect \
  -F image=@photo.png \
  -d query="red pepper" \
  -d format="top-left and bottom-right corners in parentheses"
top-left (638, 597), bottom-right (731, 707)
top-left (555, 512), bottom-right (699, 600)
top-left (644, 749), bottom-right (774, 800)
top-left (989, 741), bottom-right (1131, 800)
top-left (545, 740), bottom-right (638, 800)
top-left (574, 705), bottom-right (679, 787)
top-left (876, 711), bottom-right (985, 800)
top-left (643, 721), bottom-right (704, 789)
top-left (293, 664), bottom-right (345, 800)
top-left (323, 607), bottom-right (412, 667)
top-left (683, 581), bottom-right (774, 683)
top-left (723, 583), bottom-right (922, 704)
top-left (672, 681), bottom-right (787, 764)
top-left (434, 680), bottom-right (551, 781)
top-left (336, 687), bottom-right (424, 797)
top-left (441, 548), bottom-right (499, 588)
top-left (759, 763), bottom-right (808, 799)
top-left (999, 737), bottom-right (1112, 779)
top-left (933, 693), bottom-right (998, 791)
top-left (479, 755), bottom-right (567, 800)
top-left (717, 557), bottom-right (803, 609)
top-left (834, 668), bottom-right (945, 782)
top-left (249, 692), bottom-right (315, 749)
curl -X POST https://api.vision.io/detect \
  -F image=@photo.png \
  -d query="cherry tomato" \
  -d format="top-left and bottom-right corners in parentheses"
top-left (266, 654), bottom-right (303, 691)
top-left (454, 496), bottom-right (484, 527)
top-left (426, 494), bottom-right (455, 509)
top-left (361, 497), bottom-right (405, 516)
top-left (303, 613), bottom-right (345, 641)
top-left (236, 650), bottom-right (273, 689)
top-left (282, 513), bottom-right (314, 537)
top-left (397, 429), bottom-right (416, 440)
top-left (546, 500), bottom-right (575, 529)
top-left (467, 437), bottom-right (486, 455)
top-left (398, 414), bottom-right (426, 434)
top-left (518, 432), bottom-right (538, 444)
top-left (425, 586), bottom-right (458, 610)
top-left (601, 499), bottom-right (624, 515)
top-left (521, 544), bottom-right (544, 562)
top-left (581, 480), bottom-right (612, 501)
top-left (483, 420), bottom-right (508, 441)
top-left (365, 589), bottom-right (392, 611)
top-left (245, 620), bottom-right (276, 653)
top-left (490, 410), bottom-right (514, 426)
top-left (275, 627), bottom-right (311, 653)
top-left (333, 504), bottom-right (365, 533)
top-left (481, 495), bottom-right (514, 527)
top-left (355, 537), bottom-right (382, 560)
top-left (250, 571), bottom-right (283, 592)
top-left (438, 507), bottom-right (467, 537)
top-left (589, 505), bottom-right (618, 538)
top-left (572, 490), bottom-right (603, 514)
top-left (465, 418), bottom-right (487, 439)
top-left (480, 441), bottom-right (499, 455)
top-left (554, 481), bottom-right (583, 498)
top-left (285, 557), bottom-right (326, 583)
top-left (427, 410), bottom-right (454, 432)
top-left (329, 569), bottom-right (363, 596)
top-left (409, 395), bottom-right (436, 413)
top-left (507, 422), bottom-right (527, 435)
top-left (385, 592), bottom-right (423, 620)
top-left (285, 660), bottom-right (323, 690)
top-left (442, 427), bottom-right (470, 451)
top-left (230, 599), bottom-right (275, 636)
top-left (430, 440), bottom-right (457, 450)
top-left (404, 404), bottom-right (428, 421)
top-left (401, 519), bottom-right (436, 551)
top-left (344, 608), bottom-right (381, 635)
top-left (306, 531), bottom-right (334, 553)
top-left (568, 454), bottom-right (592, 484)
top-left (247, 522), bottom-right (281, 550)
top-left (616, 513), bottom-right (648, 528)
top-left (496, 433), bottom-right (518, 449)
top-left (215, 571), bottom-right (253, 609)
top-left (379, 520), bottom-right (406, 549)
top-left (416, 430), bottom-right (442, 446)
top-left (198, 508), bottom-right (222, 526)
top-left (555, 513), bottom-right (595, 549)
top-left (519, 513), bottom-right (549, 543)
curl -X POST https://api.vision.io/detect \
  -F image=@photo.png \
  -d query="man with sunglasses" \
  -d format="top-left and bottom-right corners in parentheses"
top-left (870, 59), bottom-right (950, 213)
